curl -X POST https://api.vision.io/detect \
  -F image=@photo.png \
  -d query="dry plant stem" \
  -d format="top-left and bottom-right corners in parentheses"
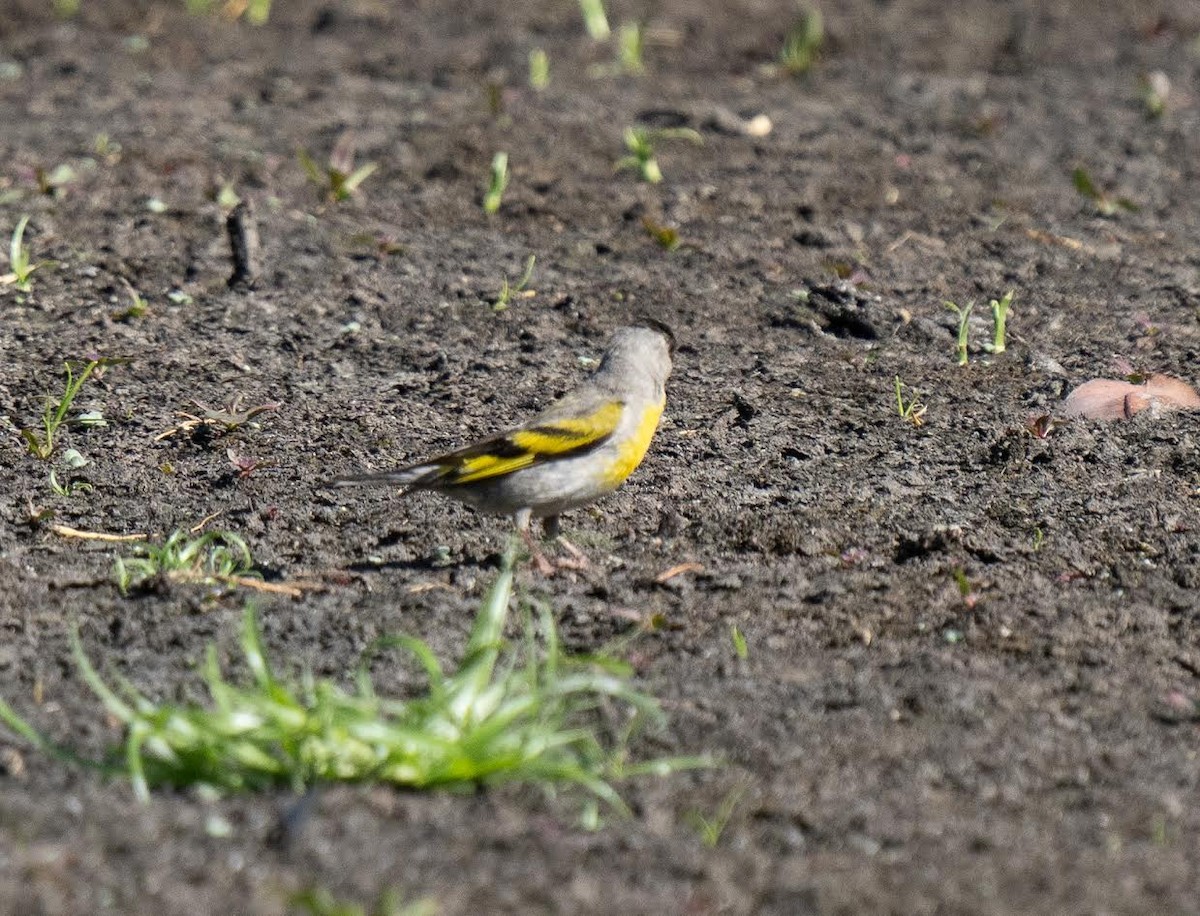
top-left (655, 562), bottom-right (704, 583)
top-left (189, 511), bottom-right (223, 534)
top-left (226, 200), bottom-right (261, 288)
top-left (51, 525), bottom-right (146, 542)
top-left (221, 575), bottom-right (304, 598)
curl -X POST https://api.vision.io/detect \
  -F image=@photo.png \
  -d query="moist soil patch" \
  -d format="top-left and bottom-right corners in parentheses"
top-left (2, 1), bottom-right (1199, 913)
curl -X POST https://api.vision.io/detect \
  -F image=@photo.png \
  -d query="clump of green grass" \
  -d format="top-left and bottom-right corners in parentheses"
top-left (113, 529), bottom-right (258, 594)
top-left (2, 215), bottom-right (49, 293)
top-left (1, 548), bottom-right (703, 807)
top-left (616, 127), bottom-right (702, 184)
top-left (21, 358), bottom-right (117, 460)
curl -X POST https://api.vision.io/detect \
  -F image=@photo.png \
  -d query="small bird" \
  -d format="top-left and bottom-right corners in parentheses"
top-left (335, 322), bottom-right (674, 569)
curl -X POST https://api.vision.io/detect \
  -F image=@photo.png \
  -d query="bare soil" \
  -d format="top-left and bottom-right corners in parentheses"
top-left (2, 1), bottom-right (1200, 913)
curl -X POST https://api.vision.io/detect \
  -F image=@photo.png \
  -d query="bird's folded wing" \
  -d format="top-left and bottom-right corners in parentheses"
top-left (431, 398), bottom-right (625, 485)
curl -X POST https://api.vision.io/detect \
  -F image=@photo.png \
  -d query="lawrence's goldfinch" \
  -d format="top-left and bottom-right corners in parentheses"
top-left (335, 322), bottom-right (674, 562)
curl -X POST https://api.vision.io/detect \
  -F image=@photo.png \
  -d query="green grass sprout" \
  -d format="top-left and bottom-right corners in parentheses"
top-left (616, 127), bottom-right (702, 184)
top-left (1, 547), bottom-right (706, 807)
top-left (617, 22), bottom-right (645, 74)
top-left (641, 217), bottom-right (680, 251)
top-left (730, 625), bottom-right (748, 660)
top-left (113, 529), bottom-right (258, 595)
top-left (21, 358), bottom-right (117, 460)
top-left (483, 152), bottom-right (510, 214)
top-left (1071, 167), bottom-right (1138, 216)
top-left (241, 0), bottom-right (273, 25)
top-left (290, 886), bottom-right (436, 916)
top-left (216, 182), bottom-right (241, 211)
top-left (187, 0), bottom-right (272, 24)
top-left (113, 279), bottom-right (149, 321)
top-left (299, 133), bottom-right (378, 203)
top-left (485, 81), bottom-right (506, 119)
top-left (780, 5), bottom-right (823, 76)
top-left (894, 376), bottom-right (927, 428)
top-left (578, 0), bottom-right (610, 40)
top-left (2, 215), bottom-right (49, 293)
top-left (688, 783), bottom-right (748, 848)
top-left (49, 470), bottom-right (93, 498)
top-left (49, 448), bottom-right (92, 497)
top-left (36, 163), bottom-right (77, 197)
top-left (93, 132), bottom-right (122, 164)
top-left (988, 290), bottom-right (1014, 354)
top-left (529, 49), bottom-right (550, 90)
top-left (493, 254), bottom-right (537, 311)
top-left (1138, 71), bottom-right (1169, 119)
top-left (945, 299), bottom-right (974, 366)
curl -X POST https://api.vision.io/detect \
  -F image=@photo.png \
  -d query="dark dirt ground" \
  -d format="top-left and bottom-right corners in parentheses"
top-left (2, 0), bottom-right (1200, 912)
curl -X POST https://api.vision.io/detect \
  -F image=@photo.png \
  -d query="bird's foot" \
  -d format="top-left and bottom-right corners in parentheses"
top-left (529, 547), bottom-right (559, 577)
top-left (552, 536), bottom-right (589, 571)
top-left (520, 531), bottom-right (589, 576)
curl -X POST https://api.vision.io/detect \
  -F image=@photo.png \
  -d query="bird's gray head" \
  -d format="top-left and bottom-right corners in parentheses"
top-left (596, 323), bottom-right (674, 395)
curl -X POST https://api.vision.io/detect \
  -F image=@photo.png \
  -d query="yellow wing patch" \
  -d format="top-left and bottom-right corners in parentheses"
top-left (509, 400), bottom-right (624, 456)
top-left (442, 400), bottom-right (625, 486)
top-left (452, 450), bottom-right (537, 483)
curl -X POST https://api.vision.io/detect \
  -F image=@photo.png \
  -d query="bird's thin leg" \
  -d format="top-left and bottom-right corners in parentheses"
top-left (516, 509), bottom-right (556, 576)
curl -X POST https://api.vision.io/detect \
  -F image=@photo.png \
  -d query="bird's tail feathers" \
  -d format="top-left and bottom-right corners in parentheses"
top-left (332, 464), bottom-right (438, 489)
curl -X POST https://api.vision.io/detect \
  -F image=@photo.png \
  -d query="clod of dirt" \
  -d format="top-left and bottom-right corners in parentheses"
top-left (783, 281), bottom-right (895, 339)
top-left (1062, 374), bottom-right (1200, 420)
